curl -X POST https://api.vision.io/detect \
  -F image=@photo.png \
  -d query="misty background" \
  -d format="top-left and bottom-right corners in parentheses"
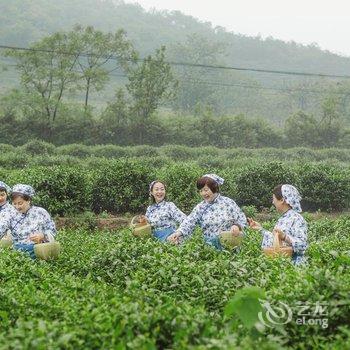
top-left (1, 0), bottom-right (350, 148)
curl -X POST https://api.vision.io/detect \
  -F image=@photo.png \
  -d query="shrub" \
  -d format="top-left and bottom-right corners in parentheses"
top-left (56, 144), bottom-right (92, 158)
top-left (0, 143), bottom-right (15, 153)
top-left (20, 139), bottom-right (56, 156)
top-left (297, 164), bottom-right (350, 211)
top-left (91, 159), bottom-right (155, 214)
top-left (235, 162), bottom-right (298, 208)
top-left (155, 162), bottom-right (203, 213)
top-left (90, 144), bottom-right (129, 158)
top-left (160, 145), bottom-right (195, 160)
top-left (129, 145), bottom-right (160, 157)
top-left (7, 166), bottom-right (90, 215)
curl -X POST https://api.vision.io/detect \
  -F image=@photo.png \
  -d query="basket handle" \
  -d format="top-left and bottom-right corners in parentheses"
top-left (130, 215), bottom-right (148, 228)
top-left (130, 216), bottom-right (140, 228)
top-left (272, 230), bottom-right (282, 249)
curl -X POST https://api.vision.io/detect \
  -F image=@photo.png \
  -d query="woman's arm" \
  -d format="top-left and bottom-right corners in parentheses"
top-left (281, 217), bottom-right (307, 254)
top-left (170, 202), bottom-right (186, 225)
top-left (227, 199), bottom-right (248, 232)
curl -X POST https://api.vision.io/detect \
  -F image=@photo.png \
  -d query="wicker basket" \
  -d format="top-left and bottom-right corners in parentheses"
top-left (0, 237), bottom-right (13, 248)
top-left (34, 242), bottom-right (61, 260)
top-left (219, 231), bottom-right (243, 249)
top-left (263, 231), bottom-right (293, 258)
top-left (130, 216), bottom-right (152, 238)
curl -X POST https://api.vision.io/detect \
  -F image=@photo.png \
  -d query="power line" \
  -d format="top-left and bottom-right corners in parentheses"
top-left (1, 58), bottom-right (349, 97)
top-left (1, 44), bottom-right (350, 79)
top-left (181, 77), bottom-right (350, 96)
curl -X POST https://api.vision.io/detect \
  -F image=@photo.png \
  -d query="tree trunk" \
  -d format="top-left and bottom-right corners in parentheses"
top-left (85, 77), bottom-right (91, 111)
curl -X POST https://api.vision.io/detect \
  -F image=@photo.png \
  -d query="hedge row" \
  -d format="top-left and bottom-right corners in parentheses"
top-left (2, 141), bottom-right (350, 164)
top-left (1, 160), bottom-right (349, 215)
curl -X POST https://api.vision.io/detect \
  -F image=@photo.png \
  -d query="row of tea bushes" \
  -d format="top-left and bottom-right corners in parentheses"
top-left (0, 216), bottom-right (349, 348)
top-left (0, 160), bottom-right (349, 215)
top-left (2, 141), bottom-right (350, 163)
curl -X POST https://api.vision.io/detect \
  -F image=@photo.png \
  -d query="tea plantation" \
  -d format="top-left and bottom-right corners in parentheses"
top-left (0, 216), bottom-right (349, 349)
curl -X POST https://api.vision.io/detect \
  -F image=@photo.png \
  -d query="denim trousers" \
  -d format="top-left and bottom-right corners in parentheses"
top-left (13, 242), bottom-right (36, 259)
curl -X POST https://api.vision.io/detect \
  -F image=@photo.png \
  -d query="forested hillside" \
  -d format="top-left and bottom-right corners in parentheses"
top-left (1, 0), bottom-right (350, 146)
top-left (1, 0), bottom-right (350, 73)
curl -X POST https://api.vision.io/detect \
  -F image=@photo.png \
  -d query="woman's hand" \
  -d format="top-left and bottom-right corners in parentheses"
top-left (167, 231), bottom-right (182, 244)
top-left (29, 232), bottom-right (45, 244)
top-left (230, 224), bottom-right (242, 237)
top-left (247, 217), bottom-right (262, 230)
top-left (138, 215), bottom-right (148, 224)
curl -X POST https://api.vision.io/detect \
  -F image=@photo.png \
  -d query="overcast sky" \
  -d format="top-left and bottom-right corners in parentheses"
top-left (125, 0), bottom-right (350, 57)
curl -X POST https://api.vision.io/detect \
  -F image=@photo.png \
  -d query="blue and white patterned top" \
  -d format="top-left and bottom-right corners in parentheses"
top-left (0, 205), bottom-right (56, 244)
top-left (145, 201), bottom-right (186, 231)
top-left (178, 194), bottom-right (247, 239)
top-left (0, 202), bottom-right (17, 227)
top-left (261, 209), bottom-right (308, 265)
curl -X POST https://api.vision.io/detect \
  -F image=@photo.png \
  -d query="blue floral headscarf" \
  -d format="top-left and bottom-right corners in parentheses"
top-left (282, 184), bottom-right (302, 213)
top-left (203, 174), bottom-right (224, 186)
top-left (12, 184), bottom-right (35, 198)
top-left (149, 180), bottom-right (166, 192)
top-left (0, 181), bottom-right (11, 194)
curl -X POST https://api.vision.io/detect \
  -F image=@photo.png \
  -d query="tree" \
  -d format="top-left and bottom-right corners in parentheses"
top-left (126, 46), bottom-right (177, 144)
top-left (284, 111), bottom-right (320, 147)
top-left (167, 34), bottom-right (227, 113)
top-left (99, 89), bottom-right (131, 145)
top-left (318, 96), bottom-right (342, 147)
top-left (69, 25), bottom-right (137, 110)
top-left (6, 32), bottom-right (81, 137)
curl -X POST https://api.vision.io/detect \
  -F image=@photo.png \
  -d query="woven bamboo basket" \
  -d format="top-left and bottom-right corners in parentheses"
top-left (0, 237), bottom-right (13, 248)
top-left (34, 242), bottom-right (61, 260)
top-left (263, 230), bottom-right (293, 258)
top-left (219, 231), bottom-right (243, 249)
top-left (130, 216), bottom-right (152, 238)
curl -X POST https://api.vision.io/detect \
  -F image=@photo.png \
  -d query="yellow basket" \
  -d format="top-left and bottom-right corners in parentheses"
top-left (219, 231), bottom-right (243, 249)
top-left (34, 242), bottom-right (61, 261)
top-left (130, 216), bottom-right (152, 238)
top-left (0, 237), bottom-right (13, 249)
top-left (263, 231), bottom-right (293, 258)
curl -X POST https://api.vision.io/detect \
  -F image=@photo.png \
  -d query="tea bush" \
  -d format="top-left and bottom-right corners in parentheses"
top-left (235, 162), bottom-right (298, 209)
top-left (0, 216), bottom-right (349, 349)
top-left (3, 166), bottom-right (90, 215)
top-left (91, 159), bottom-right (155, 214)
top-left (297, 164), bottom-right (350, 211)
top-left (1, 159), bottom-right (350, 214)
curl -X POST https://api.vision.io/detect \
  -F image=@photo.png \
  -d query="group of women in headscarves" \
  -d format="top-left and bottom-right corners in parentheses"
top-left (0, 182), bottom-right (57, 259)
top-left (1, 174), bottom-right (307, 265)
top-left (144, 174), bottom-right (307, 265)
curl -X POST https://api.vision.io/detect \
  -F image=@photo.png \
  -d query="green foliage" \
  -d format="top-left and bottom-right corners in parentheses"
top-left (0, 143), bottom-right (15, 153)
top-left (1, 153), bottom-right (350, 213)
top-left (4, 166), bottom-right (90, 215)
top-left (20, 139), bottom-right (57, 156)
top-left (235, 162), bottom-right (298, 208)
top-left (129, 145), bottom-right (160, 158)
top-left (68, 25), bottom-right (137, 109)
top-left (56, 144), bottom-right (92, 158)
top-left (1, 216), bottom-right (349, 348)
top-left (2, 0), bottom-right (350, 132)
top-left (297, 164), bottom-right (350, 211)
top-left (89, 145), bottom-right (130, 158)
top-left (155, 163), bottom-right (203, 213)
top-left (91, 159), bottom-right (155, 214)
top-left (160, 144), bottom-right (196, 161)
top-left (242, 205), bottom-right (258, 218)
top-left (225, 286), bottom-right (265, 329)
